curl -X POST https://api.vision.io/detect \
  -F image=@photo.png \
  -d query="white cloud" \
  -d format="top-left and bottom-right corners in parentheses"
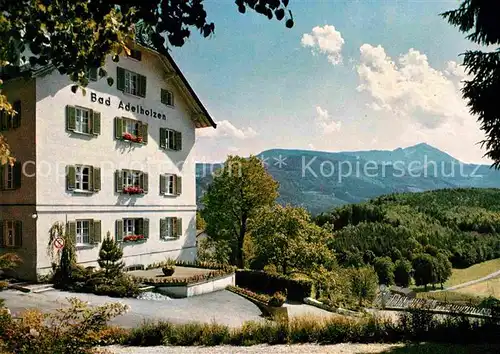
top-left (357, 44), bottom-right (470, 129)
top-left (196, 120), bottom-right (257, 139)
top-left (301, 25), bottom-right (345, 65)
top-left (315, 106), bottom-right (342, 133)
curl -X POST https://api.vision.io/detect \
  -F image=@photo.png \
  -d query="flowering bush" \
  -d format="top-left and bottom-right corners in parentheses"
top-left (123, 186), bottom-right (144, 195)
top-left (123, 235), bottom-right (145, 243)
top-left (122, 133), bottom-right (143, 144)
top-left (0, 298), bottom-right (129, 354)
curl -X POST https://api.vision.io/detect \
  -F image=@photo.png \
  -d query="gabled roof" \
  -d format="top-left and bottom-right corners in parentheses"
top-left (1, 44), bottom-right (217, 129)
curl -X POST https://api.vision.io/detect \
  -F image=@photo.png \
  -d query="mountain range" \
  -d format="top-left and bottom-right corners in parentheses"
top-left (196, 143), bottom-right (500, 215)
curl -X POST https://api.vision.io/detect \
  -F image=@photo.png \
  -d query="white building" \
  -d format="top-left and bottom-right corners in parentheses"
top-left (0, 44), bottom-right (216, 280)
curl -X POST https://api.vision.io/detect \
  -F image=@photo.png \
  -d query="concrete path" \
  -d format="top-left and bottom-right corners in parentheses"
top-left (434, 269), bottom-right (500, 292)
top-left (0, 289), bottom-right (264, 328)
top-left (284, 302), bottom-right (338, 319)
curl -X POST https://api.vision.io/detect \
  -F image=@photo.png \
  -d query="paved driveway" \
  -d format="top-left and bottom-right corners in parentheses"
top-left (0, 289), bottom-right (263, 328)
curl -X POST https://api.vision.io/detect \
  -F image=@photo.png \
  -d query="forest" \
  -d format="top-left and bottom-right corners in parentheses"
top-left (316, 188), bottom-right (500, 272)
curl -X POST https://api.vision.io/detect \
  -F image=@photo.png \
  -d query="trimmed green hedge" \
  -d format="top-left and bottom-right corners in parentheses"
top-left (235, 270), bottom-right (312, 302)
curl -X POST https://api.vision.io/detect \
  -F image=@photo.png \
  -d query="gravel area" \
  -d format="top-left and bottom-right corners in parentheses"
top-left (136, 292), bottom-right (172, 301)
top-left (106, 344), bottom-right (406, 354)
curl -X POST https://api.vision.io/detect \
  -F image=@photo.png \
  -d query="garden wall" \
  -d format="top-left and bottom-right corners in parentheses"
top-left (158, 273), bottom-right (235, 298)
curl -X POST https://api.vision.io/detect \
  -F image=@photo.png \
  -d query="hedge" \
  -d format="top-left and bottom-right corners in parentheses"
top-left (235, 270), bottom-right (312, 302)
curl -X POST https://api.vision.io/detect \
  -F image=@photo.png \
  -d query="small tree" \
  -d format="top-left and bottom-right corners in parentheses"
top-left (98, 232), bottom-right (124, 278)
top-left (348, 266), bottom-right (379, 307)
top-left (373, 256), bottom-right (395, 285)
top-left (394, 259), bottom-right (412, 287)
top-left (434, 253), bottom-right (452, 289)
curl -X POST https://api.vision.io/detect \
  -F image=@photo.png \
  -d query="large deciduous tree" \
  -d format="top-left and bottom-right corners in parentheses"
top-left (201, 155), bottom-right (279, 268)
top-left (347, 266), bottom-right (379, 307)
top-left (249, 204), bottom-right (336, 275)
top-left (0, 0), bottom-right (295, 164)
top-left (442, 1), bottom-right (500, 166)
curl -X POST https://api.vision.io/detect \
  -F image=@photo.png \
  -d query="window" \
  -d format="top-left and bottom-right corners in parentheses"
top-left (160, 128), bottom-right (182, 151)
top-left (0, 100), bottom-right (21, 131)
top-left (124, 119), bottom-right (139, 137)
top-left (75, 166), bottom-right (90, 191)
top-left (4, 221), bottom-right (15, 247)
top-left (115, 169), bottom-right (148, 194)
top-left (66, 105), bottom-right (100, 136)
top-left (0, 220), bottom-right (22, 248)
top-left (66, 165), bottom-right (101, 192)
top-left (127, 49), bottom-right (142, 61)
top-left (1, 162), bottom-right (21, 190)
top-left (116, 218), bottom-right (149, 242)
top-left (161, 89), bottom-right (174, 106)
top-left (76, 220), bottom-right (91, 245)
top-left (5, 164), bottom-right (13, 190)
top-left (160, 217), bottom-right (182, 240)
top-left (114, 117), bottom-right (148, 144)
top-left (75, 107), bottom-right (90, 134)
top-left (160, 174), bottom-right (181, 196)
top-left (67, 219), bottom-right (102, 245)
top-left (117, 67), bottom-right (146, 97)
top-left (122, 170), bottom-right (140, 188)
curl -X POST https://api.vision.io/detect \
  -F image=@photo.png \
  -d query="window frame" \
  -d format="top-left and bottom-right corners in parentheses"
top-left (165, 129), bottom-right (175, 150)
top-left (74, 106), bottom-right (91, 134)
top-left (4, 221), bottom-right (15, 247)
top-left (124, 70), bottom-right (139, 96)
top-left (161, 217), bottom-right (175, 240)
top-left (5, 164), bottom-right (14, 190)
top-left (76, 220), bottom-right (91, 245)
top-left (75, 165), bottom-right (91, 192)
top-left (161, 89), bottom-right (174, 107)
top-left (165, 174), bottom-right (175, 196)
top-left (122, 170), bottom-right (141, 188)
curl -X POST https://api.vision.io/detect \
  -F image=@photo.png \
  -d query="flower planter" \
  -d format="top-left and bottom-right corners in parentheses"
top-left (162, 266), bottom-right (175, 276)
top-left (123, 235), bottom-right (146, 243)
top-left (122, 133), bottom-right (144, 144)
top-left (123, 186), bottom-right (144, 195)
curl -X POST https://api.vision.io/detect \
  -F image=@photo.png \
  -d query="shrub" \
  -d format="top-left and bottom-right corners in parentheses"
top-left (235, 269), bottom-right (313, 302)
top-left (0, 298), bottom-right (128, 354)
top-left (227, 285), bottom-right (271, 304)
top-left (269, 291), bottom-right (286, 307)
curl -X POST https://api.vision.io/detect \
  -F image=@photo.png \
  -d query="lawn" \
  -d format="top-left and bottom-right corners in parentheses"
top-left (456, 277), bottom-right (500, 299)
top-left (445, 258), bottom-right (500, 287)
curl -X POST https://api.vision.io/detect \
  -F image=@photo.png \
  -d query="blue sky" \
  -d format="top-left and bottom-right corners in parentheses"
top-left (170, 0), bottom-right (487, 164)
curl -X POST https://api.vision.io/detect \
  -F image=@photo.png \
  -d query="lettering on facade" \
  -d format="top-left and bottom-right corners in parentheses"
top-left (91, 92), bottom-right (167, 120)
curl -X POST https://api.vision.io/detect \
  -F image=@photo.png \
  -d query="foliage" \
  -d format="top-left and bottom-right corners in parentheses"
top-left (48, 222), bottom-right (76, 279)
top-left (269, 291), bottom-right (287, 307)
top-left (226, 285), bottom-right (273, 305)
top-left (0, 297), bottom-right (128, 354)
top-left (201, 155), bottom-right (279, 268)
top-left (373, 256), bottom-right (395, 286)
top-left (394, 259), bottom-right (412, 287)
top-left (146, 259), bottom-right (235, 272)
top-left (249, 204), bottom-right (336, 275)
top-left (196, 211), bottom-right (206, 230)
top-left (97, 232), bottom-right (124, 278)
top-left (0, 253), bottom-right (21, 271)
top-left (347, 266), bottom-right (379, 307)
top-left (442, 1), bottom-right (500, 166)
top-left (0, 1), bottom-right (295, 164)
top-left (235, 269), bottom-right (313, 302)
top-left (123, 311), bottom-right (500, 347)
top-left (412, 253), bottom-right (437, 291)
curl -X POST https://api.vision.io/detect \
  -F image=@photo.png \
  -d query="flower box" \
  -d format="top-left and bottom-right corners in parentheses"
top-left (123, 186), bottom-right (144, 195)
top-left (122, 133), bottom-right (144, 144)
top-left (123, 235), bottom-right (146, 243)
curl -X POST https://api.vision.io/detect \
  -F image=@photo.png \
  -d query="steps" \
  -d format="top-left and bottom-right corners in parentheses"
top-left (8, 282), bottom-right (54, 294)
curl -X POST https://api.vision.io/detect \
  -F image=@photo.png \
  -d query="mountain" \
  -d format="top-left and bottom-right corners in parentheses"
top-left (196, 143), bottom-right (500, 215)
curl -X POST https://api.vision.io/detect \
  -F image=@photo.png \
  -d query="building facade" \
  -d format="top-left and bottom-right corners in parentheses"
top-left (0, 44), bottom-right (216, 280)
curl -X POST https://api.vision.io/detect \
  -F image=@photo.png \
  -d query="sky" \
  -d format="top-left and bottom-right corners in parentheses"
top-left (169, 0), bottom-right (489, 164)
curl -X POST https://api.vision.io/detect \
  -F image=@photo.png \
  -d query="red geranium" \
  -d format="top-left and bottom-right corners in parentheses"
top-left (123, 186), bottom-right (145, 195)
top-left (123, 235), bottom-right (145, 242)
